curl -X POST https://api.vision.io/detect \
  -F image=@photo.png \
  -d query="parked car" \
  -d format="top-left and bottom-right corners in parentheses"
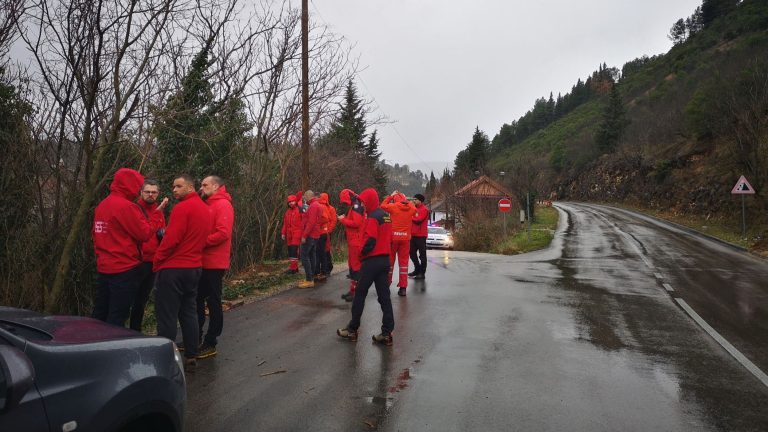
top-left (427, 226), bottom-right (454, 249)
top-left (0, 306), bottom-right (185, 432)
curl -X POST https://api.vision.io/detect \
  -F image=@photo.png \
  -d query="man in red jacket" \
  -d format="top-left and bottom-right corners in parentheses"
top-left (381, 191), bottom-right (416, 296)
top-left (337, 188), bottom-right (395, 345)
top-left (153, 174), bottom-right (212, 370)
top-left (409, 194), bottom-right (430, 280)
top-left (338, 189), bottom-right (364, 302)
top-left (281, 195), bottom-right (302, 274)
top-left (92, 168), bottom-right (166, 327)
top-left (130, 179), bottom-right (168, 331)
top-left (299, 190), bottom-right (323, 288)
top-left (196, 175), bottom-right (234, 359)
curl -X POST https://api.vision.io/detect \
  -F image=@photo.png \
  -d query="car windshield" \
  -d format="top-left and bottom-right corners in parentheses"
top-left (428, 227), bottom-right (448, 234)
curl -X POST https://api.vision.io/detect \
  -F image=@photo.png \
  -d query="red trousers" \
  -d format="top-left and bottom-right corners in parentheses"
top-left (389, 240), bottom-right (410, 288)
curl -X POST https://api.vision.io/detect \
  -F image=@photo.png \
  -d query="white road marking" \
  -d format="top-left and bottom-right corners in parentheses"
top-left (675, 298), bottom-right (768, 388)
top-left (663, 283), bottom-right (674, 292)
top-left (654, 273), bottom-right (664, 280)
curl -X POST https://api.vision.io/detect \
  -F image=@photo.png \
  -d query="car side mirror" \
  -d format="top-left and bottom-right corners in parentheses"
top-left (0, 345), bottom-right (35, 413)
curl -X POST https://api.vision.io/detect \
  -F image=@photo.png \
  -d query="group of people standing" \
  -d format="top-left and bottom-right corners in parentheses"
top-left (92, 168), bottom-right (234, 371)
top-left (281, 187), bottom-right (430, 345)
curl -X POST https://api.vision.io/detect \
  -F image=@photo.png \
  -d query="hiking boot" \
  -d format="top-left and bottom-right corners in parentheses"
top-left (397, 288), bottom-right (406, 297)
top-left (407, 271), bottom-right (418, 277)
top-left (337, 327), bottom-right (357, 341)
top-left (372, 332), bottom-right (393, 346)
top-left (284, 269), bottom-right (298, 275)
top-left (184, 357), bottom-right (197, 373)
top-left (298, 280), bottom-right (315, 289)
top-left (413, 273), bottom-right (425, 280)
top-left (196, 343), bottom-right (217, 359)
top-left (314, 274), bottom-right (327, 282)
top-left (341, 292), bottom-right (354, 302)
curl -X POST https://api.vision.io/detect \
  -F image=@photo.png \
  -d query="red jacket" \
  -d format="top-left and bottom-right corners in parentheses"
top-left (138, 199), bottom-right (166, 263)
top-left (359, 188), bottom-right (392, 259)
top-left (381, 195), bottom-right (417, 241)
top-left (202, 186), bottom-right (234, 270)
top-left (93, 168), bottom-right (163, 274)
top-left (281, 205), bottom-right (302, 246)
top-left (319, 193), bottom-right (337, 235)
top-left (339, 198), bottom-right (365, 247)
top-left (411, 204), bottom-right (430, 238)
top-left (302, 198), bottom-right (324, 239)
top-left (153, 192), bottom-right (212, 271)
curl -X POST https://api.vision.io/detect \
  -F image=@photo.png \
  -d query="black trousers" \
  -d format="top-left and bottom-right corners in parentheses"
top-left (93, 265), bottom-right (141, 327)
top-left (300, 237), bottom-right (318, 281)
top-left (315, 234), bottom-right (328, 275)
top-left (130, 261), bottom-right (155, 331)
top-left (155, 268), bottom-right (201, 359)
top-left (348, 255), bottom-right (394, 334)
top-left (197, 269), bottom-right (225, 347)
top-left (409, 236), bottom-right (427, 275)
top-left (288, 245), bottom-right (299, 260)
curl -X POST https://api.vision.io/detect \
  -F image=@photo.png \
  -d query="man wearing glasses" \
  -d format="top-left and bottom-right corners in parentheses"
top-left (130, 179), bottom-right (168, 331)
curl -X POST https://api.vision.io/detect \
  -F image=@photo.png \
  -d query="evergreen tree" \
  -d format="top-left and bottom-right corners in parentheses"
top-left (152, 44), bottom-right (251, 187)
top-left (701, 0), bottom-right (739, 27)
top-left (669, 18), bottom-right (688, 45)
top-left (595, 85), bottom-right (628, 153)
top-left (454, 127), bottom-right (490, 179)
top-left (425, 171), bottom-right (438, 199)
top-left (367, 130), bottom-right (388, 196)
top-left (318, 79), bottom-right (367, 154)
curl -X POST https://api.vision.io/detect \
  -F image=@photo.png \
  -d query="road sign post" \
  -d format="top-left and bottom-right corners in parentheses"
top-left (498, 198), bottom-right (512, 237)
top-left (731, 175), bottom-right (756, 239)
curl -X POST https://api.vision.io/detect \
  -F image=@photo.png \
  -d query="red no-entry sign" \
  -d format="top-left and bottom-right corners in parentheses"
top-left (498, 198), bottom-right (512, 212)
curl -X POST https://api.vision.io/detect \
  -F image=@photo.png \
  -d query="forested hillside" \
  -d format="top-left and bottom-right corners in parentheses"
top-left (455, 0), bottom-right (768, 224)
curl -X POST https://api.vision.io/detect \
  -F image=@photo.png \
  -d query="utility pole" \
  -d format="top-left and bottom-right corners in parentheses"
top-left (301, 0), bottom-right (310, 191)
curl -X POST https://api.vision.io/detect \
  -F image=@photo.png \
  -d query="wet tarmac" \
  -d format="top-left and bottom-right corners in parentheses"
top-left (185, 202), bottom-right (768, 431)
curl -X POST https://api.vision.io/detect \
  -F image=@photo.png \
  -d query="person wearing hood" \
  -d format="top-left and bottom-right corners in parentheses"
top-left (196, 175), bottom-right (234, 359)
top-left (299, 190), bottom-right (323, 288)
top-left (314, 192), bottom-right (332, 280)
top-left (281, 194), bottom-right (302, 274)
top-left (154, 174), bottom-right (211, 370)
top-left (338, 189), bottom-right (365, 302)
top-left (380, 191), bottom-right (417, 297)
top-left (337, 188), bottom-right (395, 346)
top-left (130, 179), bottom-right (168, 332)
top-left (92, 168), bottom-right (167, 327)
top-left (409, 193), bottom-right (430, 279)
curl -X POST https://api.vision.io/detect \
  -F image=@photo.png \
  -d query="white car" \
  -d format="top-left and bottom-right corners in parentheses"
top-left (427, 226), bottom-right (454, 249)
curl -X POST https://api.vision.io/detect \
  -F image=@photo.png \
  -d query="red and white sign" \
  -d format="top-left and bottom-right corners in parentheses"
top-left (498, 198), bottom-right (512, 212)
top-left (731, 175), bottom-right (756, 195)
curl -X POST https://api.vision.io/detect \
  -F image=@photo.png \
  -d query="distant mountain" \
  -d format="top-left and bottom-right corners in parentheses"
top-left (483, 0), bottom-right (768, 219)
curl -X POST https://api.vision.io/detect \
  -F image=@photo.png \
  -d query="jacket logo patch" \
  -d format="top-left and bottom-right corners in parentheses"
top-left (382, 215), bottom-right (391, 223)
top-left (95, 221), bottom-right (108, 233)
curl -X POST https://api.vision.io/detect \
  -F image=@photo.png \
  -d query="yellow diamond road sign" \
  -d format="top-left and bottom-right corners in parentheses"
top-left (731, 175), bottom-right (756, 195)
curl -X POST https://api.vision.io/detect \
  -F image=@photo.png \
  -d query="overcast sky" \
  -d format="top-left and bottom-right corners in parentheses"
top-left (308, 0), bottom-right (702, 175)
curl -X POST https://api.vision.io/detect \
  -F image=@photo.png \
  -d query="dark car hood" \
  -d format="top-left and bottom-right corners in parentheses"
top-left (0, 307), bottom-right (142, 344)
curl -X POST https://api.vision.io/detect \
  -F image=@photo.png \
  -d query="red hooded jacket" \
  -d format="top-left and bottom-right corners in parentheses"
top-left (138, 199), bottom-right (166, 263)
top-left (302, 197), bottom-right (324, 239)
top-left (319, 193), bottom-right (337, 235)
top-left (202, 185), bottom-right (234, 270)
top-left (339, 190), bottom-right (365, 247)
top-left (281, 202), bottom-right (303, 246)
top-left (359, 188), bottom-right (392, 259)
top-left (411, 203), bottom-right (430, 238)
top-left (93, 168), bottom-right (164, 274)
top-left (153, 191), bottom-right (212, 271)
top-left (381, 194), bottom-right (417, 241)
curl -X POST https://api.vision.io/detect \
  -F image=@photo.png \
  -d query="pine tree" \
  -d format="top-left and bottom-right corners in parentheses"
top-left (595, 85), bottom-right (628, 153)
top-left (669, 18), bottom-right (687, 45)
top-left (701, 0), bottom-right (739, 27)
top-left (425, 171), bottom-right (438, 199)
top-left (454, 127), bottom-right (490, 179)
top-left (318, 80), bottom-right (367, 154)
top-left (152, 44), bottom-right (251, 187)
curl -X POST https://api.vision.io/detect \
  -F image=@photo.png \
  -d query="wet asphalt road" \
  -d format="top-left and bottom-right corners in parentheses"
top-left (185, 202), bottom-right (768, 431)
